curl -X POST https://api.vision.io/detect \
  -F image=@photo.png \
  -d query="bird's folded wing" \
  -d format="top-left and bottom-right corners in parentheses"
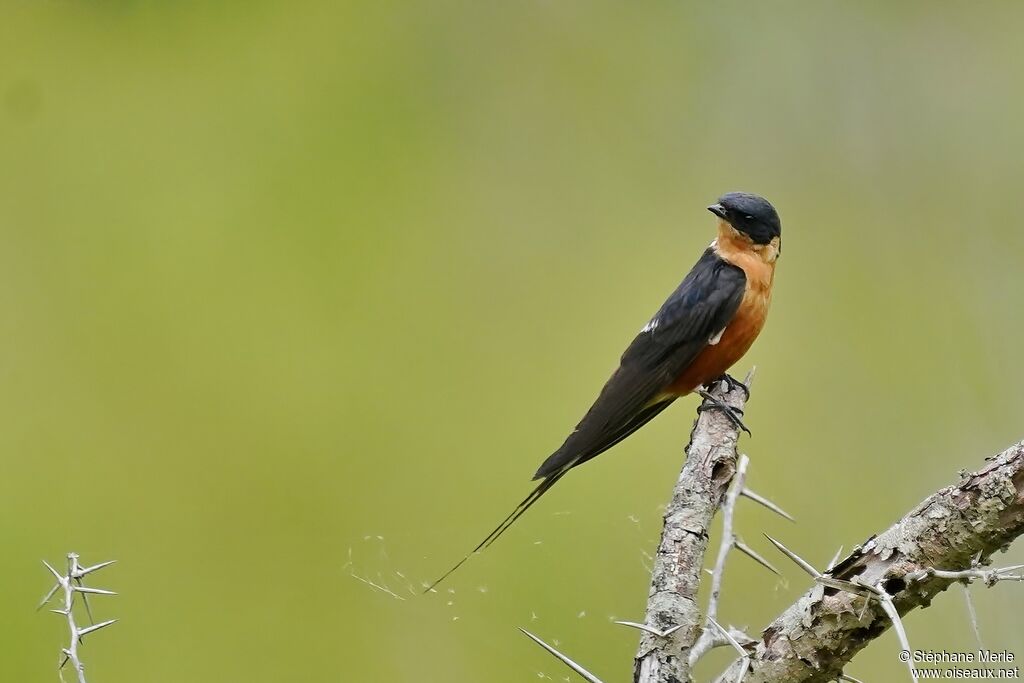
top-left (534, 248), bottom-right (746, 479)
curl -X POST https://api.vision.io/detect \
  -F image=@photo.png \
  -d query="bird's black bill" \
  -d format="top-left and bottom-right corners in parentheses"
top-left (707, 203), bottom-right (727, 219)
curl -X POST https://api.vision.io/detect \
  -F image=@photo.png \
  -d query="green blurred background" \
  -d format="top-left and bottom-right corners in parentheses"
top-left (2, 2), bottom-right (1023, 681)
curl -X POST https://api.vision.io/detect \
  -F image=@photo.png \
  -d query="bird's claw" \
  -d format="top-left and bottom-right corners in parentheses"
top-left (696, 390), bottom-right (752, 436)
top-left (713, 373), bottom-right (750, 400)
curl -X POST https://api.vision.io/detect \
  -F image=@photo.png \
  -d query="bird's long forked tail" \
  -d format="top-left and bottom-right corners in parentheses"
top-left (424, 471), bottom-right (566, 593)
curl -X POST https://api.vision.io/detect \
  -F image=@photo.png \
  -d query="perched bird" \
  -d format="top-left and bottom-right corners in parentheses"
top-left (427, 192), bottom-right (782, 591)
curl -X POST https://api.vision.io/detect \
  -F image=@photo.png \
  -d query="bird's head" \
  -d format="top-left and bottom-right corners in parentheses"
top-left (707, 192), bottom-right (781, 247)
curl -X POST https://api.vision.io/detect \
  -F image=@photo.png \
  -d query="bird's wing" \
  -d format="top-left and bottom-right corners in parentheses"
top-left (424, 247), bottom-right (747, 592)
top-left (533, 247), bottom-right (746, 479)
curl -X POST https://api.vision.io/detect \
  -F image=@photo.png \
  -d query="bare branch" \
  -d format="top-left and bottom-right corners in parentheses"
top-left (633, 378), bottom-right (750, 683)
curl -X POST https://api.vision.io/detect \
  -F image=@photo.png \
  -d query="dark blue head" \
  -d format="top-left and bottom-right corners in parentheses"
top-left (707, 192), bottom-right (781, 246)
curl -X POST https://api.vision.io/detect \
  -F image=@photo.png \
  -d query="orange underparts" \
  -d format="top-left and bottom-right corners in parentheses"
top-left (668, 220), bottom-right (777, 396)
top-left (667, 292), bottom-right (768, 395)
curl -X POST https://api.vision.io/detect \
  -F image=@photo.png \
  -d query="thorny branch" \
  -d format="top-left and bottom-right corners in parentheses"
top-left (714, 441), bottom-right (1024, 683)
top-left (521, 376), bottom-right (762, 683)
top-left (39, 553), bottom-right (117, 683)
top-left (518, 383), bottom-right (1023, 683)
top-left (633, 374), bottom-right (754, 683)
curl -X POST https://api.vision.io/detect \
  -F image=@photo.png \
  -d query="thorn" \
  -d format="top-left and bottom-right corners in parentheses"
top-left (851, 576), bottom-right (886, 597)
top-left (74, 560), bottom-right (116, 578)
top-left (815, 575), bottom-right (876, 599)
top-left (78, 619), bottom-right (117, 639)
top-left (877, 592), bottom-right (917, 683)
top-left (707, 617), bottom-right (749, 658)
top-left (518, 628), bottom-right (605, 683)
top-left (75, 579), bottom-right (95, 625)
top-left (740, 488), bottom-right (795, 522)
top-left (50, 609), bottom-right (70, 615)
top-left (736, 657), bottom-right (751, 683)
top-left (857, 594), bottom-right (872, 621)
top-left (961, 583), bottom-right (983, 648)
top-left (73, 586), bottom-right (117, 596)
top-left (764, 534), bottom-right (820, 578)
top-left (613, 620), bottom-right (683, 638)
top-left (42, 560), bottom-right (62, 581)
top-left (743, 366), bottom-right (756, 388)
top-left (735, 539), bottom-right (780, 575)
top-left (37, 583), bottom-right (61, 610)
top-left (826, 546), bottom-right (845, 573)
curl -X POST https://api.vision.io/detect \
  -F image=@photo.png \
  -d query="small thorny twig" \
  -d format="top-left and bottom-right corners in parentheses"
top-left (689, 453), bottom-right (755, 667)
top-left (906, 553), bottom-right (1024, 651)
top-left (906, 559), bottom-right (1024, 586)
top-left (38, 553), bottom-right (117, 683)
top-left (685, 450), bottom-right (792, 679)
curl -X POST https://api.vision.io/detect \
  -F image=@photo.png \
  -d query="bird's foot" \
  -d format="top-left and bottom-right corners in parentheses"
top-left (696, 389), bottom-right (751, 436)
top-left (712, 373), bottom-right (750, 400)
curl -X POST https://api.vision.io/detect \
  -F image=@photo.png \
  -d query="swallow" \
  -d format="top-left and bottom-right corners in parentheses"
top-left (427, 192), bottom-right (782, 591)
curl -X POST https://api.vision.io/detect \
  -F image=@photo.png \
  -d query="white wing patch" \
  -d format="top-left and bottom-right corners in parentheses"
top-left (641, 317), bottom-right (660, 333)
top-left (708, 328), bottom-right (725, 345)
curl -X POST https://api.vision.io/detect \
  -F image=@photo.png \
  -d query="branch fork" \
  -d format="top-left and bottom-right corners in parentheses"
top-left (517, 374), bottom-right (1024, 683)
